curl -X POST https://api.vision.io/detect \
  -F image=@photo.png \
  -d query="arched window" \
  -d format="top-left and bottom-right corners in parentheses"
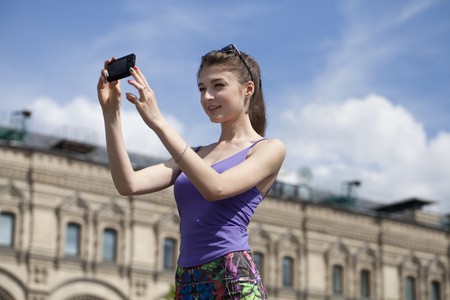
top-left (102, 228), bottom-right (117, 261)
top-left (405, 276), bottom-right (416, 300)
top-left (0, 286), bottom-right (15, 300)
top-left (65, 223), bottom-right (81, 256)
top-left (253, 252), bottom-right (264, 278)
top-left (163, 238), bottom-right (176, 270)
top-left (0, 212), bottom-right (15, 247)
top-left (333, 265), bottom-right (344, 295)
top-left (431, 281), bottom-right (441, 300)
top-left (282, 256), bottom-right (294, 287)
top-left (360, 269), bottom-right (371, 298)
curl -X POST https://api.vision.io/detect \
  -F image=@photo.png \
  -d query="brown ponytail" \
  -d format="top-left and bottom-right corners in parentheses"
top-left (198, 49), bottom-right (267, 136)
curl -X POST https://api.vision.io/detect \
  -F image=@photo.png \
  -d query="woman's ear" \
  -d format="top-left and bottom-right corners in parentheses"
top-left (243, 81), bottom-right (255, 114)
top-left (244, 81), bottom-right (255, 99)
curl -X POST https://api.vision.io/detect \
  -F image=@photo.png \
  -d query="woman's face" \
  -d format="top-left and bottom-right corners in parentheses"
top-left (198, 66), bottom-right (248, 124)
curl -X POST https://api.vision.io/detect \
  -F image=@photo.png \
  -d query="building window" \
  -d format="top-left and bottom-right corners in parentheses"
top-left (253, 252), bottom-right (264, 278)
top-left (0, 213), bottom-right (15, 247)
top-left (431, 281), bottom-right (441, 300)
top-left (360, 269), bottom-right (371, 298)
top-left (163, 238), bottom-right (176, 270)
top-left (405, 276), bottom-right (416, 300)
top-left (282, 256), bottom-right (294, 287)
top-left (65, 223), bottom-right (81, 256)
top-left (102, 228), bottom-right (117, 261)
top-left (333, 265), bottom-right (344, 295)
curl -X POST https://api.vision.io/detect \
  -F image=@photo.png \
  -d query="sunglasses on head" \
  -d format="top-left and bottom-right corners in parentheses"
top-left (206, 44), bottom-right (254, 83)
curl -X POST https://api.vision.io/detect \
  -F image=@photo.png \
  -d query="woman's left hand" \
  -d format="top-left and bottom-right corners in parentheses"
top-left (125, 66), bottom-right (164, 130)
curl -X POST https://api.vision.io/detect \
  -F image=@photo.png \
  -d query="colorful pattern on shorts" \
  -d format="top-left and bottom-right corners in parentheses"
top-left (175, 251), bottom-right (268, 300)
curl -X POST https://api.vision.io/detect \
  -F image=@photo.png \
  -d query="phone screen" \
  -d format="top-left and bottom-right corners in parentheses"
top-left (109, 58), bottom-right (127, 74)
top-left (107, 54), bottom-right (136, 82)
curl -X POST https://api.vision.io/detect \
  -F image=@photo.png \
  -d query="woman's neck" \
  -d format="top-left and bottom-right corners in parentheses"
top-left (218, 117), bottom-right (261, 144)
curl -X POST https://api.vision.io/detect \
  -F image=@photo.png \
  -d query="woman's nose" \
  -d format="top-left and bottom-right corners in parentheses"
top-left (203, 89), bottom-right (214, 100)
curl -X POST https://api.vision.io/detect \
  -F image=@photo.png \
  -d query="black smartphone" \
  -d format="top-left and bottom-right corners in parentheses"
top-left (107, 53), bottom-right (136, 82)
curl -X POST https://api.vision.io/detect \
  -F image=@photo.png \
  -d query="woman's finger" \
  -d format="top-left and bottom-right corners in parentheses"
top-left (127, 76), bottom-right (148, 90)
top-left (102, 57), bottom-right (118, 83)
top-left (99, 69), bottom-right (109, 84)
top-left (130, 66), bottom-right (149, 88)
top-left (127, 79), bottom-right (150, 99)
top-left (98, 76), bottom-right (106, 88)
top-left (125, 92), bottom-right (138, 104)
top-left (136, 66), bottom-right (149, 87)
top-left (104, 57), bottom-right (116, 70)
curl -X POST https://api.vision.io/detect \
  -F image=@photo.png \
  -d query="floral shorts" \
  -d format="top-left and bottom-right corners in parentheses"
top-left (175, 251), bottom-right (268, 300)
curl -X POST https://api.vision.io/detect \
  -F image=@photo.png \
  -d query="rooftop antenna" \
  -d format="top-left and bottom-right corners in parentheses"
top-left (342, 180), bottom-right (361, 200)
top-left (325, 179), bottom-right (361, 206)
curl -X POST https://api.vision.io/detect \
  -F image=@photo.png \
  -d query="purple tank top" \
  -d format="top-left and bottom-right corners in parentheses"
top-left (173, 140), bottom-right (266, 268)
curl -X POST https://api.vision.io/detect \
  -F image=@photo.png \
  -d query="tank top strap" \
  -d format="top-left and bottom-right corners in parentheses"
top-left (249, 138), bottom-right (267, 149)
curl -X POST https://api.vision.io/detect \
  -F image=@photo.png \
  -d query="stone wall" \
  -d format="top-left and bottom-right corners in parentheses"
top-left (0, 143), bottom-right (448, 300)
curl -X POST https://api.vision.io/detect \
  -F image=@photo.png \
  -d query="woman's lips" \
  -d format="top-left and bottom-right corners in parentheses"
top-left (208, 105), bottom-right (221, 113)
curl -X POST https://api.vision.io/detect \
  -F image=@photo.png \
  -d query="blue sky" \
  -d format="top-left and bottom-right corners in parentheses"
top-left (1, 0), bottom-right (449, 212)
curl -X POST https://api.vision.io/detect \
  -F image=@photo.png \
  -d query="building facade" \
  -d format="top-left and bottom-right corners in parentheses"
top-left (0, 136), bottom-right (449, 300)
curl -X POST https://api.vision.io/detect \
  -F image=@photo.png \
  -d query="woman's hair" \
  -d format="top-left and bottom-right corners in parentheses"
top-left (197, 49), bottom-right (267, 136)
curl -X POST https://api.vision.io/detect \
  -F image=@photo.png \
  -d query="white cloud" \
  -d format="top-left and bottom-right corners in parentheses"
top-left (28, 96), bottom-right (184, 159)
top-left (282, 94), bottom-right (450, 211)
top-left (28, 96), bottom-right (104, 142)
top-left (273, 0), bottom-right (450, 213)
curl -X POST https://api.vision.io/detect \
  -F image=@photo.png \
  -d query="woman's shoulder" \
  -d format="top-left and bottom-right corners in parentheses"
top-left (250, 138), bottom-right (286, 158)
top-left (258, 138), bottom-right (285, 149)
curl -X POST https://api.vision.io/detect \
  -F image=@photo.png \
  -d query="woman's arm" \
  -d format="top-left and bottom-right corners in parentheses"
top-left (157, 123), bottom-right (285, 201)
top-left (126, 67), bottom-right (286, 201)
top-left (103, 110), bottom-right (181, 195)
top-left (97, 59), bottom-right (180, 196)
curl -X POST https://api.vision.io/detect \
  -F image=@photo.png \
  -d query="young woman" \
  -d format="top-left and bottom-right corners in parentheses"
top-left (97, 44), bottom-right (286, 299)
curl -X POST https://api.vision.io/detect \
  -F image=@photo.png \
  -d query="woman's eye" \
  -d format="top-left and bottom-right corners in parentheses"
top-left (198, 87), bottom-right (205, 92)
top-left (215, 83), bottom-right (225, 88)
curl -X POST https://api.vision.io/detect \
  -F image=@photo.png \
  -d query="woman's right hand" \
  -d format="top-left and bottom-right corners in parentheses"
top-left (97, 58), bottom-right (122, 113)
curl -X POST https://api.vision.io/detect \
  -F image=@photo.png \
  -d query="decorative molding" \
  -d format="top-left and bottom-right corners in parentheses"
top-left (59, 193), bottom-right (89, 211)
top-left (134, 278), bottom-right (148, 297)
top-left (0, 180), bottom-right (24, 202)
top-left (33, 265), bottom-right (48, 284)
top-left (325, 239), bottom-right (350, 264)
